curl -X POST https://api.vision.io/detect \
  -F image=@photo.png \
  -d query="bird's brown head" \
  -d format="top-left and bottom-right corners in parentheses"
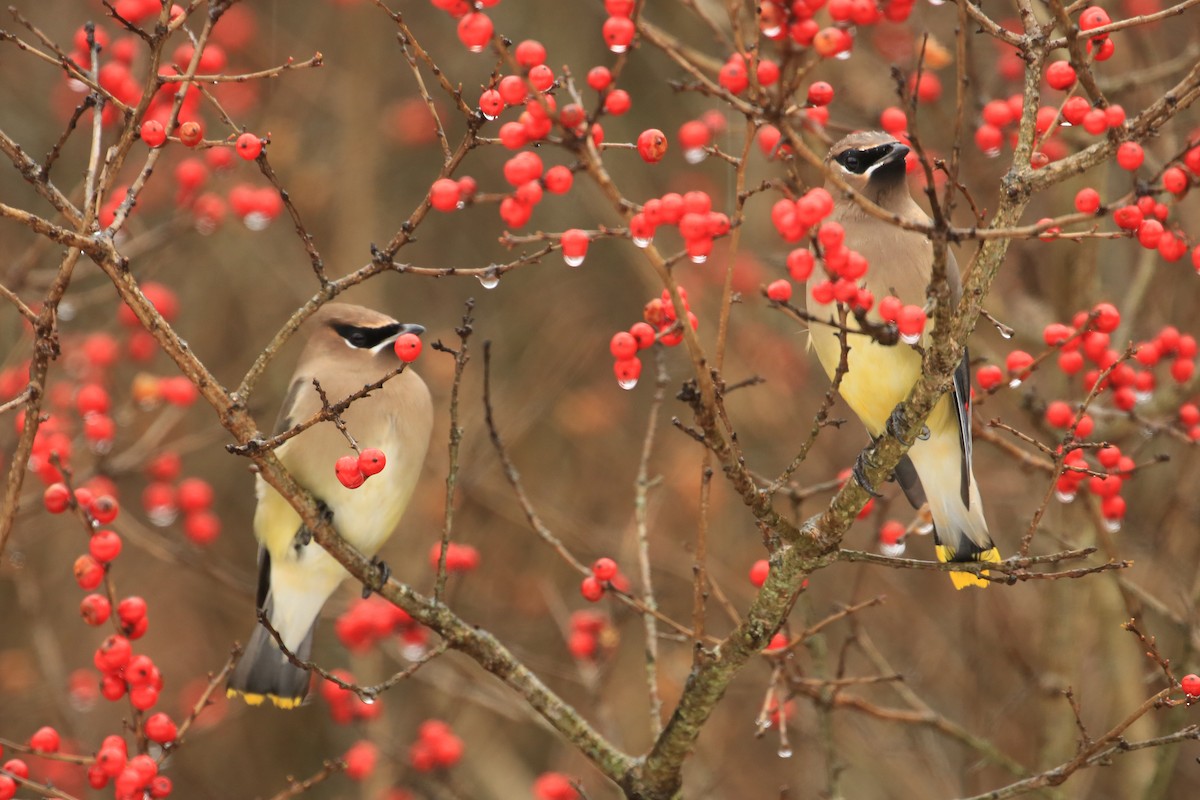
top-left (825, 131), bottom-right (911, 198)
top-left (305, 303), bottom-right (424, 362)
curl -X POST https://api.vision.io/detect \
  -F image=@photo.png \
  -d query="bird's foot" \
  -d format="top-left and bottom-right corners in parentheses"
top-left (885, 407), bottom-right (916, 447)
top-left (852, 449), bottom-right (884, 498)
top-left (292, 500), bottom-right (333, 550)
top-left (362, 557), bottom-right (391, 599)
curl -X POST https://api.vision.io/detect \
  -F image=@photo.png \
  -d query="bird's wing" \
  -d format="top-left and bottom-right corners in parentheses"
top-left (894, 455), bottom-right (927, 509)
top-left (272, 376), bottom-right (307, 436)
top-left (953, 346), bottom-right (973, 506)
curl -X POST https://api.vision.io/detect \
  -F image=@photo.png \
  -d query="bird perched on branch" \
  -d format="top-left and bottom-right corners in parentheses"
top-left (806, 131), bottom-right (997, 589)
top-left (228, 303), bottom-right (434, 707)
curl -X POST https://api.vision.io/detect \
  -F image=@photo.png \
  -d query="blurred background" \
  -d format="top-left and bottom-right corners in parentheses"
top-left (1, 0), bottom-right (1199, 797)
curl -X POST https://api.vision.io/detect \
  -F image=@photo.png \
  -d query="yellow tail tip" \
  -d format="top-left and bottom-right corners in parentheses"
top-left (936, 545), bottom-right (1000, 590)
top-left (226, 688), bottom-right (304, 709)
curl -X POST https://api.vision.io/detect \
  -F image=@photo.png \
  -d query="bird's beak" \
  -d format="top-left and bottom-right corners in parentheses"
top-left (881, 142), bottom-right (910, 166)
top-left (400, 323), bottom-right (426, 337)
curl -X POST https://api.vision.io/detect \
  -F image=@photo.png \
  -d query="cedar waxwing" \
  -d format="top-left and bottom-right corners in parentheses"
top-left (228, 303), bottom-right (434, 707)
top-left (806, 131), bottom-right (997, 589)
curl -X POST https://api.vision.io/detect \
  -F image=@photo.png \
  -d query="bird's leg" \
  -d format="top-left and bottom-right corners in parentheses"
top-left (362, 557), bottom-right (391, 599)
top-left (292, 500), bottom-right (333, 550)
top-left (885, 406), bottom-right (917, 447)
top-left (852, 447), bottom-right (885, 498)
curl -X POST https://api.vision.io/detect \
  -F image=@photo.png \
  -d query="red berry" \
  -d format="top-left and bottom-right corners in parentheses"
top-left (144, 712), bottom-right (177, 744)
top-left (976, 364), bottom-right (1004, 390)
top-left (1007, 350), bottom-right (1034, 377)
top-left (610, 332), bottom-right (638, 360)
top-left (429, 178), bottom-right (460, 212)
top-left (479, 88), bottom-right (504, 117)
top-left (94, 634), bottom-right (131, 673)
top-left (1045, 60), bottom-right (1077, 90)
top-left (806, 81), bottom-right (834, 106)
top-left (629, 322), bottom-right (655, 350)
top-left (344, 740), bottom-right (378, 781)
top-left (1163, 166), bottom-right (1189, 194)
top-left (560, 229), bottom-right (590, 265)
top-left (897, 305), bottom-right (926, 340)
top-left (395, 332), bottom-right (422, 362)
top-left (1045, 401), bottom-right (1074, 428)
top-left (1182, 674), bottom-right (1200, 697)
top-left (1092, 302), bottom-right (1120, 333)
top-left (880, 106), bottom-right (907, 134)
top-left (358, 448), bottom-right (386, 477)
top-left (544, 165), bottom-right (573, 194)
top-left (880, 520), bottom-right (905, 545)
top-left (602, 15), bottom-right (636, 52)
top-left (43, 482), bottom-right (71, 513)
top-left (80, 593), bottom-right (111, 625)
top-left (117, 595), bottom-right (148, 628)
top-left (335, 455), bottom-right (365, 489)
top-left (786, 249), bottom-right (815, 281)
top-left (604, 89), bottom-right (631, 115)
top-left (140, 119), bottom-right (166, 147)
top-left (514, 39), bottom-right (547, 68)
top-left (766, 279), bottom-right (792, 302)
top-left (74, 554), bottom-right (105, 590)
top-left (592, 557), bottom-right (618, 581)
top-left (636, 128), bottom-right (668, 162)
top-left (177, 121), bottom-right (203, 147)
top-left (90, 529), bottom-right (122, 563)
top-left (235, 132), bottom-right (262, 160)
top-left (586, 66), bottom-right (612, 91)
top-left (456, 12), bottom-right (493, 52)
top-left (1116, 142), bottom-right (1143, 170)
top-left (718, 58), bottom-right (749, 94)
top-left (1079, 7), bottom-right (1111, 34)
top-left (749, 559), bottom-right (769, 587)
top-left (29, 726), bottom-right (60, 753)
top-left (580, 575), bottom-right (605, 601)
top-left (528, 64), bottom-right (555, 92)
top-left (1113, 204), bottom-right (1143, 230)
top-left (534, 772), bottom-right (579, 800)
top-left (613, 356), bottom-right (642, 387)
top-left (1075, 187), bottom-right (1101, 213)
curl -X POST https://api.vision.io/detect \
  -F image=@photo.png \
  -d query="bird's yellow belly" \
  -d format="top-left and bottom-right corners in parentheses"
top-left (809, 323), bottom-right (950, 436)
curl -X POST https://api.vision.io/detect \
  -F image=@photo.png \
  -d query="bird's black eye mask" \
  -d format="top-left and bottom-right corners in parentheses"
top-left (834, 144), bottom-right (900, 175)
top-left (332, 322), bottom-right (403, 350)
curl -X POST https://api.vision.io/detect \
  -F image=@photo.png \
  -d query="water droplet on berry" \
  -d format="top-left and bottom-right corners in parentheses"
top-left (401, 643), bottom-right (427, 661)
top-left (928, 0), bottom-right (946, 6)
top-left (563, 254), bottom-right (585, 267)
top-left (760, 24), bottom-right (782, 37)
top-left (632, 235), bottom-right (652, 248)
top-left (835, 50), bottom-right (852, 61)
top-left (478, 270), bottom-right (500, 289)
top-left (684, 147), bottom-right (708, 165)
top-left (609, 43), bottom-right (629, 54)
top-left (1055, 489), bottom-right (1076, 504)
top-left (1008, 377), bottom-right (1023, 388)
top-left (361, 695), bottom-right (376, 705)
top-left (914, 521), bottom-right (934, 536)
top-left (982, 147), bottom-right (1001, 159)
top-left (880, 541), bottom-right (906, 557)
top-left (617, 376), bottom-right (638, 390)
top-left (147, 507), bottom-right (178, 527)
top-left (690, 253), bottom-right (708, 265)
top-left (481, 110), bottom-right (499, 122)
top-left (777, 746), bottom-right (793, 758)
top-left (244, 212), bottom-right (270, 231)
top-left (1104, 518), bottom-right (1122, 534)
top-left (900, 331), bottom-right (921, 345)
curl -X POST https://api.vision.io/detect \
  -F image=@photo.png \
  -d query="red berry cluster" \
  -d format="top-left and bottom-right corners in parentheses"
top-left (88, 735), bottom-right (171, 798)
top-left (755, 0), bottom-right (916, 58)
top-left (427, 541), bottom-right (480, 573)
top-left (534, 772), bottom-right (582, 800)
top-left (408, 719), bottom-right (464, 773)
top-left (320, 670), bottom-right (382, 725)
top-left (335, 596), bottom-right (428, 655)
top-left (334, 447), bottom-right (388, 489)
top-left (579, 557), bottom-right (631, 602)
top-left (629, 189), bottom-right (729, 262)
top-left (676, 112), bottom-right (725, 163)
top-left (343, 740), bottom-right (379, 782)
top-left (138, 453), bottom-right (222, 545)
top-left (566, 610), bottom-right (612, 661)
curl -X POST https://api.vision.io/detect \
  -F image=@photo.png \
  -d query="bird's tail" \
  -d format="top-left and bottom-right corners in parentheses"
top-left (227, 599), bottom-right (314, 709)
top-left (909, 436), bottom-right (998, 590)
